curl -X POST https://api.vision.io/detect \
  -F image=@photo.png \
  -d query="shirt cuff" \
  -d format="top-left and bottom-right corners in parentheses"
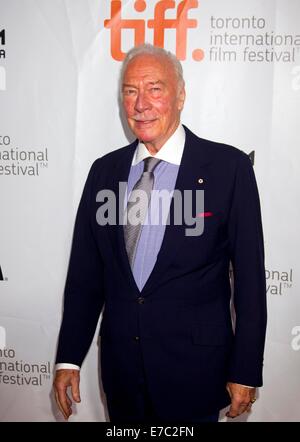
top-left (55, 363), bottom-right (80, 371)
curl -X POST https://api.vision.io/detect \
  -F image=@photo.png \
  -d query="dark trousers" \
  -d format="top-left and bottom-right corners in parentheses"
top-left (105, 346), bottom-right (219, 423)
top-left (107, 382), bottom-right (219, 423)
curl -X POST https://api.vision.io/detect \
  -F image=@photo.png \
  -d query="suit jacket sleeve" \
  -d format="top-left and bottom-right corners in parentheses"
top-left (56, 159), bottom-right (105, 366)
top-left (228, 152), bottom-right (267, 386)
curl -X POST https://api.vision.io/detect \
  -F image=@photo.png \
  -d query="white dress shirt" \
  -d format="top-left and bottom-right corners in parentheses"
top-left (131, 123), bottom-right (185, 166)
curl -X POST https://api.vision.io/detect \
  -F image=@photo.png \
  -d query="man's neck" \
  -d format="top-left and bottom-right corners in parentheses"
top-left (143, 122), bottom-right (180, 155)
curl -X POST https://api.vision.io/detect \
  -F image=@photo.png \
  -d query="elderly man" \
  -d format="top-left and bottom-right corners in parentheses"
top-left (54, 44), bottom-right (267, 423)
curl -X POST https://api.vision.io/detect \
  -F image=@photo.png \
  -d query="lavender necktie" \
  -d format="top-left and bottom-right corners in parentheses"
top-left (124, 157), bottom-right (161, 268)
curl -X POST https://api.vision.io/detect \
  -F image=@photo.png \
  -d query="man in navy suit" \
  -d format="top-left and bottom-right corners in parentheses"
top-left (53, 44), bottom-right (267, 422)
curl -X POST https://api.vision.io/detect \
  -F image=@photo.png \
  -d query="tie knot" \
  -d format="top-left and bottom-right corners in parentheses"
top-left (143, 157), bottom-right (161, 173)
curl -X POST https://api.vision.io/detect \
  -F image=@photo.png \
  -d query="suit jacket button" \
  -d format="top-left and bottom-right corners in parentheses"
top-left (137, 297), bottom-right (145, 304)
top-left (134, 336), bottom-right (140, 341)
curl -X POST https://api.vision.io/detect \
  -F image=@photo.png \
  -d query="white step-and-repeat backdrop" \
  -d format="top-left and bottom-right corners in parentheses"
top-left (1, 0), bottom-right (299, 422)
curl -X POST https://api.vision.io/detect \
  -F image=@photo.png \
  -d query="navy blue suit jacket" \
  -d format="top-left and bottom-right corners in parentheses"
top-left (56, 126), bottom-right (267, 419)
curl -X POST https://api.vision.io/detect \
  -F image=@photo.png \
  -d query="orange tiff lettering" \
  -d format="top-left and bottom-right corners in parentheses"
top-left (104, 0), bottom-right (202, 62)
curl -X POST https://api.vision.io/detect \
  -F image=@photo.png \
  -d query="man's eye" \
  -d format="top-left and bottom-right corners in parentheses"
top-left (124, 89), bottom-right (136, 96)
top-left (151, 87), bottom-right (161, 92)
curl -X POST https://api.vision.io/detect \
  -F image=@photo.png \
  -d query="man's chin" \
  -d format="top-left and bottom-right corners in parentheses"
top-left (131, 127), bottom-right (159, 142)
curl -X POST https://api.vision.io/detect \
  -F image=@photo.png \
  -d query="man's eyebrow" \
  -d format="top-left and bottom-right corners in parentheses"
top-left (148, 80), bottom-right (165, 86)
top-left (122, 83), bottom-right (138, 89)
top-left (122, 80), bottom-right (165, 89)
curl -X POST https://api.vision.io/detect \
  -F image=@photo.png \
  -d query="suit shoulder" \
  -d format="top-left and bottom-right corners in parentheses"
top-left (101, 141), bottom-right (136, 162)
top-left (185, 126), bottom-right (250, 165)
top-left (205, 138), bottom-right (249, 164)
top-left (89, 140), bottom-right (137, 172)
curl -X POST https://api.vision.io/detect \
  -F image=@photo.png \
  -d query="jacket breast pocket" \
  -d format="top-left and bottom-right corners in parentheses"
top-left (191, 323), bottom-right (233, 346)
top-left (182, 211), bottom-right (224, 242)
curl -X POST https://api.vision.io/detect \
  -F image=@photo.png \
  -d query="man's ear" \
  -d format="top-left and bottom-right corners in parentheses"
top-left (177, 87), bottom-right (186, 111)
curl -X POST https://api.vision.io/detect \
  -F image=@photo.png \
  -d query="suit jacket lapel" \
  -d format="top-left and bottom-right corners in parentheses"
top-left (142, 126), bottom-right (213, 296)
top-left (106, 140), bottom-right (141, 296)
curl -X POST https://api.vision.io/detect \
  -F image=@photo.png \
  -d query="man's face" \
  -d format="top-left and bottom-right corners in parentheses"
top-left (122, 54), bottom-right (185, 152)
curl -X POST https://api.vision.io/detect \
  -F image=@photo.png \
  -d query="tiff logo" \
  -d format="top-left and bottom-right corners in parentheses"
top-left (0, 29), bottom-right (5, 45)
top-left (0, 326), bottom-right (6, 350)
top-left (0, 29), bottom-right (6, 91)
top-left (248, 151), bottom-right (255, 166)
top-left (104, 0), bottom-right (204, 61)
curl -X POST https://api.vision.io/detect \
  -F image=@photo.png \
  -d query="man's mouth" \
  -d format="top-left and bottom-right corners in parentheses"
top-left (134, 119), bottom-right (156, 126)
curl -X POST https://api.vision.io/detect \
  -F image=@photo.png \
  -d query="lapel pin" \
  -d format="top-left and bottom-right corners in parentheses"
top-left (198, 178), bottom-right (204, 184)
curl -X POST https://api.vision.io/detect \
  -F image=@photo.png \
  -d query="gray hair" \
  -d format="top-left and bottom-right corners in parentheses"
top-left (120, 43), bottom-right (185, 94)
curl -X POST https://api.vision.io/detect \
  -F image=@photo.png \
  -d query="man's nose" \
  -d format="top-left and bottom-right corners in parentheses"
top-left (134, 91), bottom-right (151, 113)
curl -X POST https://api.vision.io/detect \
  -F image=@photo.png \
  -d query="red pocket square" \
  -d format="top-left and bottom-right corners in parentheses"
top-left (197, 212), bottom-right (213, 218)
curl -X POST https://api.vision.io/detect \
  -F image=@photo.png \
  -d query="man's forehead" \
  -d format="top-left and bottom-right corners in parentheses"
top-left (122, 77), bottom-right (165, 86)
top-left (123, 68), bottom-right (167, 82)
top-left (124, 55), bottom-right (172, 76)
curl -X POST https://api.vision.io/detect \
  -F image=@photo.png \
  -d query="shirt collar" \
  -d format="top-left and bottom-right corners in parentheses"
top-left (131, 124), bottom-right (186, 166)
